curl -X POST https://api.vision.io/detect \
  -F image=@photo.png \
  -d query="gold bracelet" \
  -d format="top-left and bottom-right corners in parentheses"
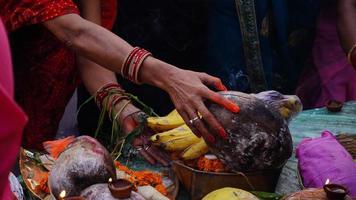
top-left (347, 44), bottom-right (356, 65)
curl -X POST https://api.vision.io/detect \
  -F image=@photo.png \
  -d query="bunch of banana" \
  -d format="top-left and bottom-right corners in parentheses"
top-left (147, 109), bottom-right (185, 132)
top-left (148, 110), bottom-right (209, 160)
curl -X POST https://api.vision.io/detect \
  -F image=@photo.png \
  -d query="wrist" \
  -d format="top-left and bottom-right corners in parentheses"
top-left (138, 56), bottom-right (179, 90)
top-left (113, 100), bottom-right (140, 123)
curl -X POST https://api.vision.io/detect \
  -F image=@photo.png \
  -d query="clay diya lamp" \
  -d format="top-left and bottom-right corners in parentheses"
top-left (58, 191), bottom-right (85, 200)
top-left (108, 178), bottom-right (134, 198)
top-left (323, 183), bottom-right (349, 200)
top-left (64, 197), bottom-right (85, 200)
top-left (326, 100), bottom-right (343, 112)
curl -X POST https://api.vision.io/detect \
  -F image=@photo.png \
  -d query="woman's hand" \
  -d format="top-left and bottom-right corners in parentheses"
top-left (139, 58), bottom-right (240, 144)
top-left (114, 101), bottom-right (170, 166)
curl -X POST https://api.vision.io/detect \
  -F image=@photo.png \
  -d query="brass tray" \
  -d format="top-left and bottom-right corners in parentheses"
top-left (19, 148), bottom-right (51, 200)
top-left (173, 160), bottom-right (281, 200)
top-left (20, 148), bottom-right (179, 200)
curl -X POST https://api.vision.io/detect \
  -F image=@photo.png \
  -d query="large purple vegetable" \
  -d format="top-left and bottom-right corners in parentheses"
top-left (207, 90), bottom-right (302, 171)
top-left (48, 136), bottom-right (116, 198)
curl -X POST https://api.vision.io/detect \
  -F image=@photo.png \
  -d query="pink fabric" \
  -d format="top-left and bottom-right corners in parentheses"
top-left (0, 19), bottom-right (27, 200)
top-left (296, 4), bottom-right (356, 109)
top-left (296, 131), bottom-right (356, 198)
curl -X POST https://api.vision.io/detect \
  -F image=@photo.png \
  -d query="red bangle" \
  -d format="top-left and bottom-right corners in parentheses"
top-left (95, 83), bottom-right (124, 110)
top-left (130, 49), bottom-right (146, 81)
top-left (121, 47), bottom-right (152, 84)
top-left (121, 47), bottom-right (140, 78)
top-left (134, 51), bottom-right (152, 84)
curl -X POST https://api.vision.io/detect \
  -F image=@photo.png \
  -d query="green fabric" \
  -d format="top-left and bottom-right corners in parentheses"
top-left (275, 101), bottom-right (356, 195)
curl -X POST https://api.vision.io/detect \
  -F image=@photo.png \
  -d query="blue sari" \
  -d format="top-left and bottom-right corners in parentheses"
top-left (202, 0), bottom-right (320, 93)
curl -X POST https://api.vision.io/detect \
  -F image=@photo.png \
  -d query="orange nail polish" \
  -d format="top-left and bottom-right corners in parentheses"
top-left (230, 105), bottom-right (240, 113)
top-left (219, 84), bottom-right (227, 91)
top-left (215, 83), bottom-right (228, 91)
top-left (226, 101), bottom-right (240, 113)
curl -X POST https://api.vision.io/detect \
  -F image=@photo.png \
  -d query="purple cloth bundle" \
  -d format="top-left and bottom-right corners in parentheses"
top-left (296, 131), bottom-right (356, 197)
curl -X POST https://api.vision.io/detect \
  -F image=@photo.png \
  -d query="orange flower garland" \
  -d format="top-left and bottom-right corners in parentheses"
top-left (114, 161), bottom-right (167, 195)
top-left (196, 156), bottom-right (225, 172)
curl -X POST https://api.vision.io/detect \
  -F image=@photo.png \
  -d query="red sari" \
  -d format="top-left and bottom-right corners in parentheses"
top-left (0, 0), bottom-right (117, 150)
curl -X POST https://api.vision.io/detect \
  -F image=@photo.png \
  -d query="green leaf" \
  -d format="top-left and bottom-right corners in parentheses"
top-left (250, 191), bottom-right (282, 200)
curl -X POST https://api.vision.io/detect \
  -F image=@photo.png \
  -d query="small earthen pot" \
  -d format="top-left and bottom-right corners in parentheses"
top-left (326, 100), bottom-right (343, 112)
top-left (65, 197), bottom-right (85, 200)
top-left (108, 179), bottom-right (134, 199)
top-left (323, 184), bottom-right (349, 200)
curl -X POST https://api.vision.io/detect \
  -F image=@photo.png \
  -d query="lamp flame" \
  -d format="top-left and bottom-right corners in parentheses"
top-left (325, 179), bottom-right (330, 185)
top-left (59, 190), bottom-right (66, 198)
top-left (108, 178), bottom-right (113, 183)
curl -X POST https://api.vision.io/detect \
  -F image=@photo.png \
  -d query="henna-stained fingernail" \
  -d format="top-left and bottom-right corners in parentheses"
top-left (215, 82), bottom-right (228, 91)
top-left (226, 101), bottom-right (240, 113)
top-left (207, 135), bottom-right (215, 143)
top-left (219, 128), bottom-right (228, 139)
top-left (221, 84), bottom-right (228, 91)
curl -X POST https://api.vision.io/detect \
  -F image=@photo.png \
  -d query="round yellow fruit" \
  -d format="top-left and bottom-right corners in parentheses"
top-left (203, 187), bottom-right (259, 200)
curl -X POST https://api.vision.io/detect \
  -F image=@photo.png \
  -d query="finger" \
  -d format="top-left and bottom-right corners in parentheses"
top-left (146, 146), bottom-right (170, 166)
top-left (157, 146), bottom-right (171, 161)
top-left (139, 149), bottom-right (156, 165)
top-left (132, 137), bottom-right (144, 147)
top-left (184, 105), bottom-right (216, 143)
top-left (182, 105), bottom-right (203, 138)
top-left (176, 108), bottom-right (201, 137)
top-left (196, 101), bottom-right (228, 140)
top-left (206, 91), bottom-right (240, 113)
top-left (150, 145), bottom-right (171, 161)
top-left (142, 135), bottom-right (151, 147)
top-left (198, 72), bottom-right (227, 91)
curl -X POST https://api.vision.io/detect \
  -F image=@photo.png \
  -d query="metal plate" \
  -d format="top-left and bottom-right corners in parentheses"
top-left (19, 148), bottom-right (178, 200)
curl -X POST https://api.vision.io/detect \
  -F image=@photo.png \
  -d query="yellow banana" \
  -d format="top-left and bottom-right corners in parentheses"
top-left (151, 134), bottom-right (191, 144)
top-left (147, 109), bottom-right (185, 132)
top-left (161, 134), bottom-right (201, 151)
top-left (150, 124), bottom-right (192, 143)
top-left (181, 138), bottom-right (209, 160)
top-left (167, 109), bottom-right (180, 117)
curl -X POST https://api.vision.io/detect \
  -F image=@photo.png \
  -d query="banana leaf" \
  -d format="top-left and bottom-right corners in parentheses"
top-left (250, 191), bottom-right (282, 200)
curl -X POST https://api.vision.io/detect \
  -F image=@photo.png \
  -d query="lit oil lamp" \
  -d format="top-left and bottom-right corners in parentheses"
top-left (59, 190), bottom-right (66, 200)
top-left (323, 179), bottom-right (349, 200)
top-left (108, 177), bottom-right (134, 198)
top-left (58, 190), bottom-right (85, 200)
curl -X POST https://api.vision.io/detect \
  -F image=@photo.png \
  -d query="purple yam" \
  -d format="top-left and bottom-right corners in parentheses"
top-left (49, 136), bottom-right (116, 198)
top-left (206, 91), bottom-right (301, 172)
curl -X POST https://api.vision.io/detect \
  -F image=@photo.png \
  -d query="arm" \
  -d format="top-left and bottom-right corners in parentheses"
top-left (77, 0), bottom-right (117, 95)
top-left (337, 0), bottom-right (356, 67)
top-left (43, 13), bottom-right (239, 144)
top-left (77, 0), bottom-right (139, 129)
top-left (78, 0), bottom-right (168, 165)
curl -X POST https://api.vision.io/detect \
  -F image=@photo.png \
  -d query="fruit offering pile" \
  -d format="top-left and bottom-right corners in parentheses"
top-left (147, 110), bottom-right (226, 172)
